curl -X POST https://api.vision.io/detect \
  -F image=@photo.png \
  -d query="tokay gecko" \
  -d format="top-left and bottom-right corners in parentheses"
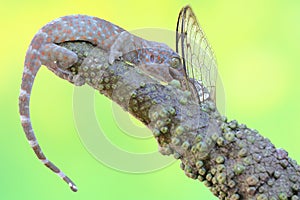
top-left (19, 15), bottom-right (186, 192)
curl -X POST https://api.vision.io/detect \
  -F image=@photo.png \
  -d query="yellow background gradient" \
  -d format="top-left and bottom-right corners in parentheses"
top-left (1, 0), bottom-right (300, 199)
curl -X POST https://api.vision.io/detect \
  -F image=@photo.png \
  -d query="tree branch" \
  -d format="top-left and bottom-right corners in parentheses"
top-left (58, 41), bottom-right (300, 200)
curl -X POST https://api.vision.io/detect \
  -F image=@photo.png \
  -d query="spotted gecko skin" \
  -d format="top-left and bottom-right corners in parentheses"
top-left (19, 15), bottom-right (184, 192)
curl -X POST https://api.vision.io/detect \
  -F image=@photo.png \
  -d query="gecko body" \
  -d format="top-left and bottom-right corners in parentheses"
top-left (20, 15), bottom-right (184, 191)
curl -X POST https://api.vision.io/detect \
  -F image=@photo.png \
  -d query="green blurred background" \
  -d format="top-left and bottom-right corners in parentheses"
top-left (1, 0), bottom-right (300, 199)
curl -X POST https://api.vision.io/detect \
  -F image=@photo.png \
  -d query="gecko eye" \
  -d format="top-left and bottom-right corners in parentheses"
top-left (170, 57), bottom-right (181, 69)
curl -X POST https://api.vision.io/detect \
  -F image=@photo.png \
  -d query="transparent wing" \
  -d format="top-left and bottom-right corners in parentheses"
top-left (176, 5), bottom-right (217, 104)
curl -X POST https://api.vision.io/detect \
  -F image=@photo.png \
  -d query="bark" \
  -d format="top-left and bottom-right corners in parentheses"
top-left (58, 41), bottom-right (300, 200)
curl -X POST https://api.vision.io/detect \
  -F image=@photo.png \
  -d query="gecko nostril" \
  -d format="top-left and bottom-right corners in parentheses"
top-left (150, 54), bottom-right (155, 63)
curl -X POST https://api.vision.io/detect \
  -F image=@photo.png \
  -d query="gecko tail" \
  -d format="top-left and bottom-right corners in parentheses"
top-left (19, 39), bottom-right (77, 192)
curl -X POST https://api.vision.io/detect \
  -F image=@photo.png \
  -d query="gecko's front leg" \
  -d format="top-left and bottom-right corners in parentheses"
top-left (108, 31), bottom-right (139, 64)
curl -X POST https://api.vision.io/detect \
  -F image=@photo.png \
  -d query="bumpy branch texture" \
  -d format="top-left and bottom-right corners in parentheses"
top-left (59, 41), bottom-right (300, 200)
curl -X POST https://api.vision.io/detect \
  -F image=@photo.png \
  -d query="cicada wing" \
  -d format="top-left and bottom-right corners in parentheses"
top-left (176, 5), bottom-right (218, 104)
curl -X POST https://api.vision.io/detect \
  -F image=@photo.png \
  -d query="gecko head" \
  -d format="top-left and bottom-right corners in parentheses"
top-left (159, 45), bottom-right (183, 71)
top-left (139, 44), bottom-right (184, 74)
top-left (139, 44), bottom-right (186, 82)
top-left (126, 42), bottom-right (186, 82)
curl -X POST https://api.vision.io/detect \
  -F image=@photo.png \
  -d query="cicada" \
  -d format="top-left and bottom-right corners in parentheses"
top-left (176, 5), bottom-right (218, 105)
